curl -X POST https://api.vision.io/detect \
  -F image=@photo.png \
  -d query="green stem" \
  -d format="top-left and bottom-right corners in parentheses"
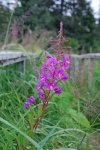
top-left (3, 10), bottom-right (14, 49)
top-left (77, 134), bottom-right (86, 150)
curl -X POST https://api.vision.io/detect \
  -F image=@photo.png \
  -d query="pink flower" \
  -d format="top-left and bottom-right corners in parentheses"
top-left (24, 102), bottom-right (30, 108)
top-left (62, 39), bottom-right (68, 42)
top-left (24, 21), bottom-right (71, 110)
top-left (12, 28), bottom-right (18, 38)
top-left (49, 40), bottom-right (58, 45)
top-left (38, 91), bottom-right (45, 100)
top-left (54, 87), bottom-right (62, 94)
top-left (38, 74), bottom-right (49, 82)
top-left (59, 56), bottom-right (70, 69)
top-left (61, 74), bottom-right (69, 80)
top-left (46, 80), bottom-right (58, 91)
top-left (54, 69), bottom-right (69, 81)
top-left (54, 69), bottom-right (64, 78)
top-left (28, 96), bottom-right (35, 103)
top-left (49, 40), bottom-right (54, 44)
top-left (24, 96), bottom-right (35, 108)
top-left (35, 82), bottom-right (44, 90)
top-left (64, 55), bottom-right (70, 64)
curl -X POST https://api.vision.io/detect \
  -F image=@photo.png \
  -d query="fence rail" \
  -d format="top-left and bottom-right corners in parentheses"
top-left (0, 51), bottom-right (38, 74)
top-left (69, 53), bottom-right (100, 86)
top-left (0, 51), bottom-right (100, 86)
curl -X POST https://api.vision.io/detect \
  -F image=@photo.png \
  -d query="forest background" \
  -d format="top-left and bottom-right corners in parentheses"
top-left (0, 0), bottom-right (100, 53)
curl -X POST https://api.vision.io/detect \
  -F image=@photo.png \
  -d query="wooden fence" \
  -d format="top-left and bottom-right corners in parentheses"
top-left (0, 51), bottom-right (38, 74)
top-left (69, 53), bottom-right (100, 86)
top-left (0, 51), bottom-right (100, 86)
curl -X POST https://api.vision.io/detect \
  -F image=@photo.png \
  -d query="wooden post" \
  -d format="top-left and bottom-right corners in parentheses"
top-left (70, 56), bottom-right (75, 77)
top-left (74, 58), bottom-right (79, 77)
top-left (80, 58), bottom-right (85, 85)
top-left (88, 58), bottom-right (94, 88)
top-left (19, 60), bottom-right (26, 74)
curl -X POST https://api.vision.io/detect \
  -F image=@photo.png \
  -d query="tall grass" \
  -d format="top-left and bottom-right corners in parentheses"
top-left (0, 54), bottom-right (100, 150)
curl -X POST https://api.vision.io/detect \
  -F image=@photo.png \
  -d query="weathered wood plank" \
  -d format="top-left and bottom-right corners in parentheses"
top-left (80, 58), bottom-right (85, 85)
top-left (18, 60), bottom-right (26, 74)
top-left (69, 53), bottom-right (100, 59)
top-left (0, 51), bottom-right (38, 74)
top-left (80, 53), bottom-right (100, 59)
top-left (74, 57), bottom-right (80, 77)
top-left (0, 51), bottom-right (38, 65)
top-left (0, 57), bottom-right (26, 67)
top-left (0, 51), bottom-right (100, 80)
top-left (0, 51), bottom-right (25, 60)
top-left (0, 52), bottom-right (100, 61)
top-left (88, 58), bottom-right (94, 88)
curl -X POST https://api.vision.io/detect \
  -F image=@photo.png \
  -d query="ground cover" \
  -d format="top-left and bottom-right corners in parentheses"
top-left (0, 53), bottom-right (100, 150)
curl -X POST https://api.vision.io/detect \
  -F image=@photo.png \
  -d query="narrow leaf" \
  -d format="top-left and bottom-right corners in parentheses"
top-left (0, 117), bottom-right (43, 149)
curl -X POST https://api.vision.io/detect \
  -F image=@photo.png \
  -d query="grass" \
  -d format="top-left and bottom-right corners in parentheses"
top-left (0, 53), bottom-right (100, 150)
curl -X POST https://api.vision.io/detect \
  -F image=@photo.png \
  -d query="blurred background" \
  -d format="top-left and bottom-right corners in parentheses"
top-left (0, 0), bottom-right (100, 53)
top-left (0, 1), bottom-right (100, 149)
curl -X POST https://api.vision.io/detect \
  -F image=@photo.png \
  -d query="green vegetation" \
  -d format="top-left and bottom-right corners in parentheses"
top-left (0, 53), bottom-right (100, 149)
top-left (0, 0), bottom-right (100, 53)
top-left (0, 0), bottom-right (100, 149)
top-left (0, 2), bottom-right (10, 43)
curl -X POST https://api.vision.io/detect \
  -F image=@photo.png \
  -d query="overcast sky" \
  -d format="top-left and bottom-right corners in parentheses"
top-left (0, 0), bottom-right (100, 17)
top-left (89, 0), bottom-right (100, 17)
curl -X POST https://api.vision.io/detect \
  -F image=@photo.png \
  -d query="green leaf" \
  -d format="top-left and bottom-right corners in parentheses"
top-left (0, 142), bottom-right (7, 150)
top-left (38, 103), bottom-right (42, 117)
top-left (9, 130), bottom-right (22, 149)
top-left (0, 117), bottom-right (43, 149)
top-left (55, 148), bottom-right (77, 150)
top-left (38, 117), bottom-right (63, 149)
top-left (68, 109), bottom-right (90, 128)
top-left (3, 129), bottom-right (13, 147)
top-left (28, 113), bottom-right (35, 129)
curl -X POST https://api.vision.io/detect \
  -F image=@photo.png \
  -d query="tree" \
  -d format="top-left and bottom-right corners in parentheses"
top-left (14, 0), bottom-right (54, 31)
top-left (50, 0), bottom-right (95, 52)
top-left (14, 0), bottom-right (96, 53)
top-left (67, 0), bottom-right (95, 52)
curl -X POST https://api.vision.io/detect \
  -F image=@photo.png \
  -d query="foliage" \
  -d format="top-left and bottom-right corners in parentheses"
top-left (0, 0), bottom-right (99, 53)
top-left (14, 0), bottom-right (53, 31)
top-left (0, 2), bottom-right (100, 149)
top-left (0, 52), bottom-right (100, 149)
top-left (13, 0), bottom-right (96, 53)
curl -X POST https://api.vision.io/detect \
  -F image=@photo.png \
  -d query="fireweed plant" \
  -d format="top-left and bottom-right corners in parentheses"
top-left (24, 21), bottom-right (70, 130)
